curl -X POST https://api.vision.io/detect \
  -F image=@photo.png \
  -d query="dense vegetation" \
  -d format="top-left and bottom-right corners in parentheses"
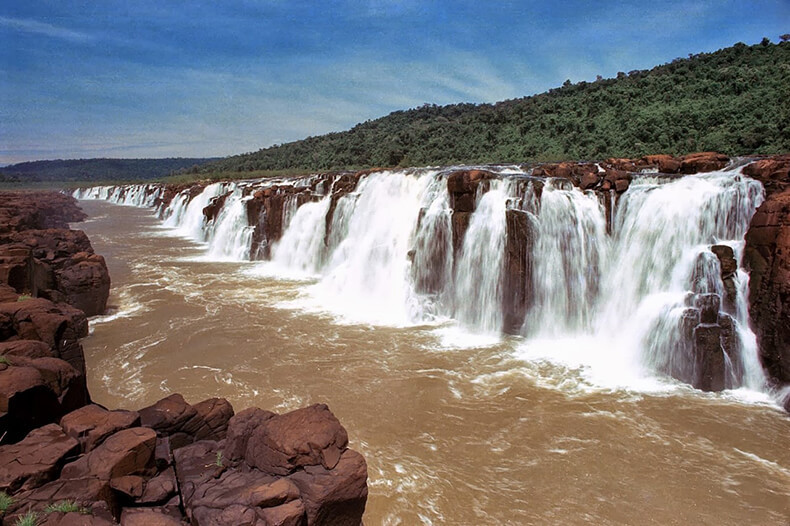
top-left (0, 158), bottom-right (214, 184)
top-left (199, 39), bottom-right (789, 174)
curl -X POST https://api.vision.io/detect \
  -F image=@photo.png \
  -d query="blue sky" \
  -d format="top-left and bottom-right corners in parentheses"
top-left (1, 1), bottom-right (788, 164)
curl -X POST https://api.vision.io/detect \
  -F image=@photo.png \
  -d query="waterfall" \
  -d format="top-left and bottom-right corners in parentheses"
top-left (308, 170), bottom-right (433, 326)
top-left (271, 196), bottom-right (331, 275)
top-left (452, 181), bottom-right (508, 333)
top-left (162, 183), bottom-right (229, 242)
top-left (205, 188), bottom-right (254, 261)
top-left (595, 170), bottom-right (765, 390)
top-left (525, 179), bottom-right (608, 336)
top-left (74, 165), bottom-right (772, 396)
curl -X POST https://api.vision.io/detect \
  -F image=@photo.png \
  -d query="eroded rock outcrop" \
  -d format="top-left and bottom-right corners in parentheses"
top-left (1, 191), bottom-right (369, 523)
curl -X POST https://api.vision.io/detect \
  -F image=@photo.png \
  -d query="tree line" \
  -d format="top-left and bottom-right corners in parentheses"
top-left (198, 38), bottom-right (789, 174)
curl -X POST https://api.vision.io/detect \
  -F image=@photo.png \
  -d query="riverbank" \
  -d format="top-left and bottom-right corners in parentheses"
top-left (0, 191), bottom-right (368, 525)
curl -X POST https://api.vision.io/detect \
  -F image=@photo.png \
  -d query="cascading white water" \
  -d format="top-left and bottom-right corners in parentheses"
top-left (591, 170), bottom-right (765, 389)
top-left (411, 176), bottom-right (454, 318)
top-left (308, 170), bottom-right (435, 325)
top-left (524, 179), bottom-right (608, 336)
top-left (271, 196), bottom-right (331, 274)
top-left (162, 182), bottom-right (229, 241)
top-left (74, 184), bottom-right (163, 207)
top-left (452, 181), bottom-right (508, 333)
top-left (204, 188), bottom-right (254, 261)
top-left (75, 165), bottom-right (773, 397)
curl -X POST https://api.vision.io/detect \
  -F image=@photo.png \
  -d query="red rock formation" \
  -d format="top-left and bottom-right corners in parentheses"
top-left (0, 191), bottom-right (369, 523)
top-left (743, 187), bottom-right (790, 385)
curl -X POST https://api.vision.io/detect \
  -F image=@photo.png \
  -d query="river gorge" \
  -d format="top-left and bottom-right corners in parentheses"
top-left (71, 158), bottom-right (790, 524)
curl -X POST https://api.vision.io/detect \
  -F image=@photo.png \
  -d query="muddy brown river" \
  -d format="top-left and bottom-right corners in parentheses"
top-left (75, 199), bottom-right (790, 525)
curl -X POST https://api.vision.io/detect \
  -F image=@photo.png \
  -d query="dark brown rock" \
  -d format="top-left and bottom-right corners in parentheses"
top-left (139, 393), bottom-right (198, 446)
top-left (288, 449), bottom-right (368, 526)
top-left (60, 404), bottom-right (141, 453)
top-left (0, 297), bottom-right (88, 373)
top-left (742, 154), bottom-right (790, 194)
top-left (245, 404), bottom-right (349, 476)
top-left (0, 191), bottom-right (86, 235)
top-left (451, 212), bottom-right (472, 255)
top-left (0, 423), bottom-right (79, 493)
top-left (110, 474), bottom-right (145, 498)
top-left (503, 209), bottom-right (533, 334)
top-left (744, 188), bottom-right (790, 385)
top-left (0, 339), bottom-right (53, 359)
top-left (694, 324), bottom-right (725, 391)
top-left (0, 364), bottom-right (62, 442)
top-left (120, 507), bottom-right (186, 526)
top-left (187, 397), bottom-right (235, 441)
top-left (36, 511), bottom-right (115, 525)
top-left (55, 252), bottom-right (110, 316)
top-left (174, 439), bottom-right (305, 525)
top-left (6, 477), bottom-right (114, 518)
top-left (642, 154), bottom-right (681, 173)
top-left (225, 407), bottom-right (277, 462)
top-left (138, 466), bottom-right (177, 504)
top-left (60, 427), bottom-right (157, 481)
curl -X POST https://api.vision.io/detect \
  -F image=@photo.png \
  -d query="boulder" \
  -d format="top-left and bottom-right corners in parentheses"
top-left (139, 394), bottom-right (199, 448)
top-left (55, 252), bottom-right (110, 316)
top-left (138, 467), bottom-right (178, 505)
top-left (288, 449), bottom-right (368, 526)
top-left (60, 427), bottom-right (157, 481)
top-left (642, 154), bottom-right (681, 173)
top-left (0, 423), bottom-right (79, 493)
top-left (245, 404), bottom-right (349, 476)
top-left (60, 404), bottom-right (141, 453)
top-left (139, 394), bottom-right (233, 449)
top-left (679, 152), bottom-right (729, 174)
top-left (225, 407), bottom-right (277, 462)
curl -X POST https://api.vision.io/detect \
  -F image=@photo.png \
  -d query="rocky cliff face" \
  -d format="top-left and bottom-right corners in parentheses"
top-left (0, 192), bottom-right (110, 317)
top-left (742, 156), bottom-right (790, 392)
top-left (0, 192), bottom-right (369, 525)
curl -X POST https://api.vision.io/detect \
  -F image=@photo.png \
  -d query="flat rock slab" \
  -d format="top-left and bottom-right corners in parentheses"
top-left (60, 404), bottom-right (140, 453)
top-left (0, 423), bottom-right (79, 493)
top-left (61, 427), bottom-right (156, 481)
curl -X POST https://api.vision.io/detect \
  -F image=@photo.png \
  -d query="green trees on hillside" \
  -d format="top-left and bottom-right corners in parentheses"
top-left (202, 40), bottom-right (789, 174)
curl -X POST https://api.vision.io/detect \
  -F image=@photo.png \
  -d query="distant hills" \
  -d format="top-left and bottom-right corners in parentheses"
top-left (197, 38), bottom-right (789, 174)
top-left (3, 39), bottom-right (788, 183)
top-left (0, 158), bottom-right (215, 184)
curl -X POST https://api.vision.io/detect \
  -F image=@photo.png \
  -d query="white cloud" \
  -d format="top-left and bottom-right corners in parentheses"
top-left (0, 16), bottom-right (92, 43)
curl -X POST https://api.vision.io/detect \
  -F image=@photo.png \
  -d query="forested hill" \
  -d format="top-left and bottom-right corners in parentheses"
top-left (201, 39), bottom-right (789, 174)
top-left (0, 157), bottom-right (215, 183)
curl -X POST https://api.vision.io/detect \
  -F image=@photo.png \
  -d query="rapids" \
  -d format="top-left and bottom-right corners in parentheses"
top-left (73, 166), bottom-right (790, 524)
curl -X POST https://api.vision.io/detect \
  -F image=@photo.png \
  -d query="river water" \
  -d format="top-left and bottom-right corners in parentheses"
top-left (74, 189), bottom-right (790, 525)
